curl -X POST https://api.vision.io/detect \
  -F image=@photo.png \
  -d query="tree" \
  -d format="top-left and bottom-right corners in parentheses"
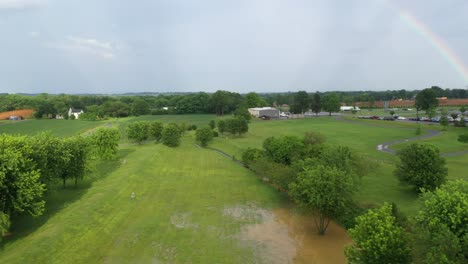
top-left (89, 128), bottom-right (120, 160)
top-left (126, 121), bottom-right (150, 144)
top-left (195, 127), bottom-right (214, 147)
top-left (0, 138), bottom-right (46, 217)
top-left (289, 164), bottom-right (355, 235)
top-left (345, 203), bottom-right (411, 264)
top-left (0, 212), bottom-right (10, 242)
top-left (245, 92), bottom-right (267, 108)
top-left (414, 180), bottom-right (468, 263)
top-left (224, 117), bottom-right (249, 135)
top-left (322, 93), bottom-right (340, 116)
top-left (208, 120), bottom-right (216, 129)
top-left (149, 121), bottom-right (164, 142)
top-left (241, 148), bottom-right (263, 166)
top-left (290, 91), bottom-right (310, 114)
top-left (303, 131), bottom-right (326, 146)
top-left (131, 99), bottom-right (150, 116)
top-left (63, 136), bottom-right (90, 187)
top-left (310, 92), bottom-right (321, 115)
top-left (460, 106), bottom-right (466, 114)
top-left (217, 120), bottom-right (226, 134)
top-left (440, 108), bottom-right (449, 130)
top-left (458, 132), bottom-right (468, 143)
top-left (162, 123), bottom-right (182, 147)
top-left (416, 88), bottom-right (439, 117)
top-left (262, 135), bottom-right (304, 165)
top-left (394, 143), bottom-right (447, 191)
top-left (233, 107), bottom-right (252, 121)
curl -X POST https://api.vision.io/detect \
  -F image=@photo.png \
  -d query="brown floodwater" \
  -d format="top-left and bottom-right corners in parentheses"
top-left (229, 204), bottom-right (351, 264)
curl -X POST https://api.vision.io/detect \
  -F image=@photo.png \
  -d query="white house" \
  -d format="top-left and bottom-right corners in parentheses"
top-left (68, 108), bottom-right (84, 119)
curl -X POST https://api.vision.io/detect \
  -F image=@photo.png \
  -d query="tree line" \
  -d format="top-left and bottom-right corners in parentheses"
top-left (241, 133), bottom-right (466, 263)
top-left (0, 128), bottom-right (120, 241)
top-left (2, 86), bottom-right (467, 119)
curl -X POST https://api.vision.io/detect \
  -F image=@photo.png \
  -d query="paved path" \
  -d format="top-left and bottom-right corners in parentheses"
top-left (335, 116), bottom-right (468, 157)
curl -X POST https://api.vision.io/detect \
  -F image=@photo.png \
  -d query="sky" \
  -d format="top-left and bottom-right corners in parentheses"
top-left (0, 0), bottom-right (467, 94)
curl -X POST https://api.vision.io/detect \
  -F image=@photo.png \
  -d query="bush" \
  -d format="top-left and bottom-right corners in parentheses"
top-left (212, 131), bottom-right (219, 137)
top-left (395, 143), bottom-right (447, 191)
top-left (249, 157), bottom-right (295, 192)
top-left (89, 128), bottom-right (120, 159)
top-left (416, 125), bottom-right (422, 135)
top-left (241, 148), bottom-right (263, 165)
top-left (149, 121), bottom-right (164, 142)
top-left (303, 131), bottom-right (326, 145)
top-left (458, 133), bottom-right (468, 143)
top-left (187, 124), bottom-right (197, 131)
top-left (263, 135), bottom-right (304, 165)
top-left (455, 118), bottom-right (466, 127)
top-left (209, 120), bottom-right (216, 129)
top-left (195, 127), bottom-right (214, 147)
top-left (217, 120), bottom-right (226, 134)
top-left (162, 123), bottom-right (182, 147)
top-left (126, 121), bottom-right (150, 144)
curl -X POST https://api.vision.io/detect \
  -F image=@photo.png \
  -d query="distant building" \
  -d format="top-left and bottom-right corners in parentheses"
top-left (68, 108), bottom-right (84, 119)
top-left (340, 106), bottom-right (360, 111)
top-left (248, 107), bottom-right (280, 119)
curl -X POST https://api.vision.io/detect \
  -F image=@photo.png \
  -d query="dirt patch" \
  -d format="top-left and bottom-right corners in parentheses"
top-left (170, 212), bottom-right (198, 229)
top-left (227, 205), bottom-right (351, 264)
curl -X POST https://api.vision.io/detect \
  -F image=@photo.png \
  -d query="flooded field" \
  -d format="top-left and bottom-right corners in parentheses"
top-left (226, 204), bottom-right (351, 264)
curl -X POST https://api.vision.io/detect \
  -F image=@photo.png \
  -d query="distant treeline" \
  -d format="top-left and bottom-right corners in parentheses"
top-left (1, 86), bottom-right (467, 118)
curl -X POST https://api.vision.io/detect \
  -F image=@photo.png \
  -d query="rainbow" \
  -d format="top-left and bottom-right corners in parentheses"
top-left (387, 1), bottom-right (468, 83)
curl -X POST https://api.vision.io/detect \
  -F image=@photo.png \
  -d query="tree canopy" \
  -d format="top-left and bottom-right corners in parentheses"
top-left (395, 143), bottom-right (447, 191)
top-left (415, 88), bottom-right (439, 114)
top-left (322, 93), bottom-right (340, 116)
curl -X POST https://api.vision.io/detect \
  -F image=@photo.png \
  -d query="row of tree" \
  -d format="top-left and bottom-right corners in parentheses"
top-left (0, 128), bottom-right (121, 241)
top-left (126, 121), bottom-right (182, 147)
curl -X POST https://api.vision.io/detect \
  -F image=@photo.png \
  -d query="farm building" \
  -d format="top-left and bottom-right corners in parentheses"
top-left (248, 107), bottom-right (280, 119)
top-left (340, 106), bottom-right (360, 111)
top-left (68, 108), bottom-right (84, 119)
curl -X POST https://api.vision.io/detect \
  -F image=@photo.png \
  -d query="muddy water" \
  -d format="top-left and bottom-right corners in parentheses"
top-left (230, 205), bottom-right (351, 264)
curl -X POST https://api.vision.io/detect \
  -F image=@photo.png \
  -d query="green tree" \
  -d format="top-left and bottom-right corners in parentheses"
top-left (245, 92), bottom-right (267, 108)
top-left (0, 212), bottom-right (10, 242)
top-left (460, 105), bottom-right (466, 114)
top-left (290, 91), bottom-right (310, 114)
top-left (0, 137), bottom-right (46, 218)
top-left (311, 92), bottom-right (321, 115)
top-left (262, 135), bottom-right (304, 165)
top-left (322, 93), bottom-right (340, 116)
top-left (63, 136), bottom-right (90, 187)
top-left (241, 148), bottom-right (263, 166)
top-left (289, 164), bottom-right (355, 235)
top-left (149, 121), bottom-right (164, 142)
top-left (224, 117), bottom-right (249, 135)
top-left (395, 143), bottom-right (447, 191)
top-left (131, 99), bottom-right (150, 116)
top-left (162, 123), bottom-right (182, 147)
top-left (345, 203), bottom-right (411, 264)
top-left (233, 107), bottom-right (252, 121)
top-left (217, 120), bottom-right (226, 134)
top-left (440, 108), bottom-right (449, 130)
top-left (414, 180), bottom-right (468, 263)
top-left (195, 127), bottom-right (214, 147)
top-left (208, 120), bottom-right (216, 129)
top-left (126, 121), bottom-right (150, 144)
top-left (458, 133), bottom-right (468, 143)
top-left (89, 128), bottom-right (120, 160)
top-left (416, 88), bottom-right (439, 117)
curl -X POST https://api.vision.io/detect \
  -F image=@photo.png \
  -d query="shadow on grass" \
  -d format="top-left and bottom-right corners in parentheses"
top-left (1, 148), bottom-right (134, 246)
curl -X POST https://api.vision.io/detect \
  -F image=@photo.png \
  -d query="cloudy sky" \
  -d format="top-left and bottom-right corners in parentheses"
top-left (0, 0), bottom-right (467, 94)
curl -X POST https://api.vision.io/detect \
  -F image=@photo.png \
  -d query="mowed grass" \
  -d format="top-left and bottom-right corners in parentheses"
top-left (0, 119), bottom-right (107, 137)
top-left (0, 138), bottom-right (283, 263)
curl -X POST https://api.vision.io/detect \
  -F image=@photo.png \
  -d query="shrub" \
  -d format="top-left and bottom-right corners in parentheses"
top-left (187, 124), bottom-right (197, 131)
top-left (195, 127), bottom-right (214, 147)
top-left (149, 121), bottom-right (164, 142)
top-left (458, 133), bottom-right (468, 143)
top-left (416, 125), bottom-right (422, 135)
top-left (303, 131), bottom-right (326, 145)
top-left (212, 131), bottom-right (219, 137)
top-left (209, 120), bottom-right (216, 129)
top-left (127, 121), bottom-right (150, 144)
top-left (162, 123), bottom-right (182, 147)
top-left (241, 148), bottom-right (263, 165)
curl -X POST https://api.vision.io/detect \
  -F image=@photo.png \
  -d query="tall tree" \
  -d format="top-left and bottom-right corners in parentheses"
top-left (310, 92), bottom-right (321, 115)
top-left (322, 93), bottom-right (340, 116)
top-left (245, 92), bottom-right (267, 108)
top-left (346, 203), bottom-right (411, 264)
top-left (415, 88), bottom-right (439, 117)
top-left (414, 180), bottom-right (468, 263)
top-left (394, 143), bottom-right (447, 191)
top-left (290, 91), bottom-right (310, 114)
top-left (288, 164), bottom-right (356, 235)
top-left (162, 123), bottom-right (182, 147)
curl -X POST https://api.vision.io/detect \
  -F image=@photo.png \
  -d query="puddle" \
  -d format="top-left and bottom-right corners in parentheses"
top-left (227, 205), bottom-right (351, 264)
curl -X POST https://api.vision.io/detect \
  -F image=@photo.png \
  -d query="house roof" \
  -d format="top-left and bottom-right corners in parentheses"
top-left (70, 108), bottom-right (83, 113)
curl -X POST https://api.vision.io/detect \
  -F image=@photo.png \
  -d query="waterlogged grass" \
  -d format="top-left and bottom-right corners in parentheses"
top-left (0, 138), bottom-right (282, 263)
top-left (0, 119), bottom-right (107, 137)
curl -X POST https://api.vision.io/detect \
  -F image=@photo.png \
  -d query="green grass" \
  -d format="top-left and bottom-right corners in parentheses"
top-left (0, 119), bottom-right (107, 137)
top-left (0, 138), bottom-right (283, 263)
top-left (1, 115), bottom-right (467, 262)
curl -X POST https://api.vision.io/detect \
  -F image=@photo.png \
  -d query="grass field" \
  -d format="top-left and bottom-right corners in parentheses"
top-left (0, 138), bottom-right (286, 263)
top-left (0, 119), bottom-right (107, 137)
top-left (1, 115), bottom-right (467, 263)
